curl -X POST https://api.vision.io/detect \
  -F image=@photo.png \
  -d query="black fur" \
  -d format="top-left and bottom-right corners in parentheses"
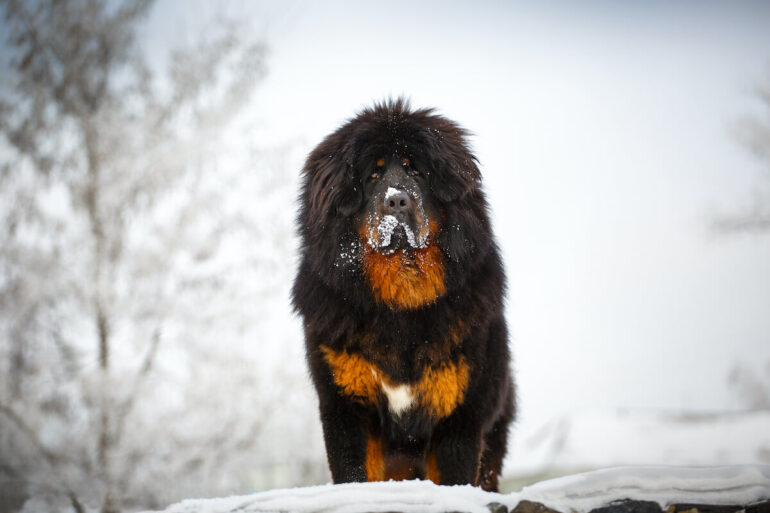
top-left (292, 99), bottom-right (515, 491)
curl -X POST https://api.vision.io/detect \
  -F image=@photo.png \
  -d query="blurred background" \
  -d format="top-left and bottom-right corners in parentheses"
top-left (1, 1), bottom-right (769, 512)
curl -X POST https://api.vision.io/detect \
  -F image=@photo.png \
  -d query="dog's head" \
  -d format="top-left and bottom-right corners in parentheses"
top-left (298, 99), bottom-right (493, 308)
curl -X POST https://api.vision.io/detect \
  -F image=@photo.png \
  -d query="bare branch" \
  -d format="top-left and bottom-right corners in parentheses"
top-left (0, 403), bottom-right (61, 469)
top-left (69, 492), bottom-right (87, 513)
top-left (112, 326), bottom-right (162, 445)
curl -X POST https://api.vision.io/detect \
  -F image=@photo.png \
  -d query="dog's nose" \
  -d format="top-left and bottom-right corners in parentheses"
top-left (383, 189), bottom-right (411, 216)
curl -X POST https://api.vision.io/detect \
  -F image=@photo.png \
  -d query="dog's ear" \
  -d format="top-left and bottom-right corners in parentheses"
top-left (420, 119), bottom-right (481, 203)
top-left (428, 158), bottom-right (480, 203)
top-left (302, 129), bottom-right (362, 228)
top-left (336, 181), bottom-right (363, 216)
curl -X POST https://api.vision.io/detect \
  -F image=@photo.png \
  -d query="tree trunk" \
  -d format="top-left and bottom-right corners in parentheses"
top-left (83, 119), bottom-right (120, 513)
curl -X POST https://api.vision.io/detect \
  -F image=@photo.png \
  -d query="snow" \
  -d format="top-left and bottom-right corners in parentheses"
top-left (152, 480), bottom-right (502, 513)
top-left (369, 214), bottom-right (423, 251)
top-left (148, 465), bottom-right (770, 513)
top-left (374, 214), bottom-right (399, 248)
top-left (385, 187), bottom-right (402, 201)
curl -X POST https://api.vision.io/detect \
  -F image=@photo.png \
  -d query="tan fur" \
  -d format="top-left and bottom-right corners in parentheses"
top-left (365, 435), bottom-right (385, 481)
top-left (426, 451), bottom-right (440, 484)
top-left (321, 346), bottom-right (469, 421)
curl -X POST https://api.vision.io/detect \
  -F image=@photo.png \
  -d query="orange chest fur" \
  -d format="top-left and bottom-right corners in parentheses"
top-left (358, 220), bottom-right (446, 310)
top-left (320, 345), bottom-right (469, 420)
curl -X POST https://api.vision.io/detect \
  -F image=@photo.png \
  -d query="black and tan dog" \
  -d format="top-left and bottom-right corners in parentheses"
top-left (292, 99), bottom-right (514, 491)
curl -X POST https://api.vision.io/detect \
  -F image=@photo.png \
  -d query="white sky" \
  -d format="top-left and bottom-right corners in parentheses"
top-left (145, 0), bottom-right (770, 448)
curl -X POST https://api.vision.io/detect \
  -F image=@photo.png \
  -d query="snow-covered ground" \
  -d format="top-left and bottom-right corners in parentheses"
top-left (150, 465), bottom-right (770, 513)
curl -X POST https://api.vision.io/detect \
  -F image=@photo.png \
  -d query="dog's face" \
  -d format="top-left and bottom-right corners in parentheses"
top-left (298, 100), bottom-right (492, 308)
top-left (350, 153), bottom-right (445, 310)
top-left (358, 155), bottom-right (438, 254)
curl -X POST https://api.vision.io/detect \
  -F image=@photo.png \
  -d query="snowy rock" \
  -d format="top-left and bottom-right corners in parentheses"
top-left (519, 465), bottom-right (770, 513)
top-left (586, 500), bottom-right (662, 513)
top-left (510, 500), bottom-right (561, 513)
top-left (487, 502), bottom-right (510, 513)
top-left (146, 465), bottom-right (770, 513)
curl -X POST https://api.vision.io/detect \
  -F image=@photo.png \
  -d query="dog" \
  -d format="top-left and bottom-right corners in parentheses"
top-left (292, 99), bottom-right (514, 491)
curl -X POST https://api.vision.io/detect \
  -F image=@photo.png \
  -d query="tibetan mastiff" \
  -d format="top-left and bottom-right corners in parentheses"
top-left (292, 99), bottom-right (514, 491)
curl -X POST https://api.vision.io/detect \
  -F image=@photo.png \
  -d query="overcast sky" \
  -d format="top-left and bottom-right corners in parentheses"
top-left (144, 0), bottom-right (770, 450)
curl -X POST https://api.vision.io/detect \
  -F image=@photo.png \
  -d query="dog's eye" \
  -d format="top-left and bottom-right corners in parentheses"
top-left (369, 172), bottom-right (380, 180)
top-left (376, 157), bottom-right (385, 168)
top-left (401, 157), bottom-right (419, 176)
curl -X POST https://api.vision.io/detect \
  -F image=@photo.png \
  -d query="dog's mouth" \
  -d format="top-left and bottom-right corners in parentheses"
top-left (368, 214), bottom-right (427, 254)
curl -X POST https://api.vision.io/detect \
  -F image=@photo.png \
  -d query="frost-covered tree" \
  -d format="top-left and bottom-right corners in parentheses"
top-left (0, 1), bottom-right (318, 512)
top-left (714, 71), bottom-right (770, 233)
top-left (729, 361), bottom-right (770, 410)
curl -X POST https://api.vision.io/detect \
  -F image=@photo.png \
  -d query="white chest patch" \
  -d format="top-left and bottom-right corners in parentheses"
top-left (380, 381), bottom-right (415, 416)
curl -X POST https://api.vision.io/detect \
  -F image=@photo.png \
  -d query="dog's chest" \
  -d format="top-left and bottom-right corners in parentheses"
top-left (320, 345), bottom-right (469, 420)
top-left (378, 379), bottom-right (415, 416)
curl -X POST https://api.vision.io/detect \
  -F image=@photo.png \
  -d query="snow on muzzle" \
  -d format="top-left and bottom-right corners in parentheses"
top-left (367, 215), bottom-right (429, 252)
